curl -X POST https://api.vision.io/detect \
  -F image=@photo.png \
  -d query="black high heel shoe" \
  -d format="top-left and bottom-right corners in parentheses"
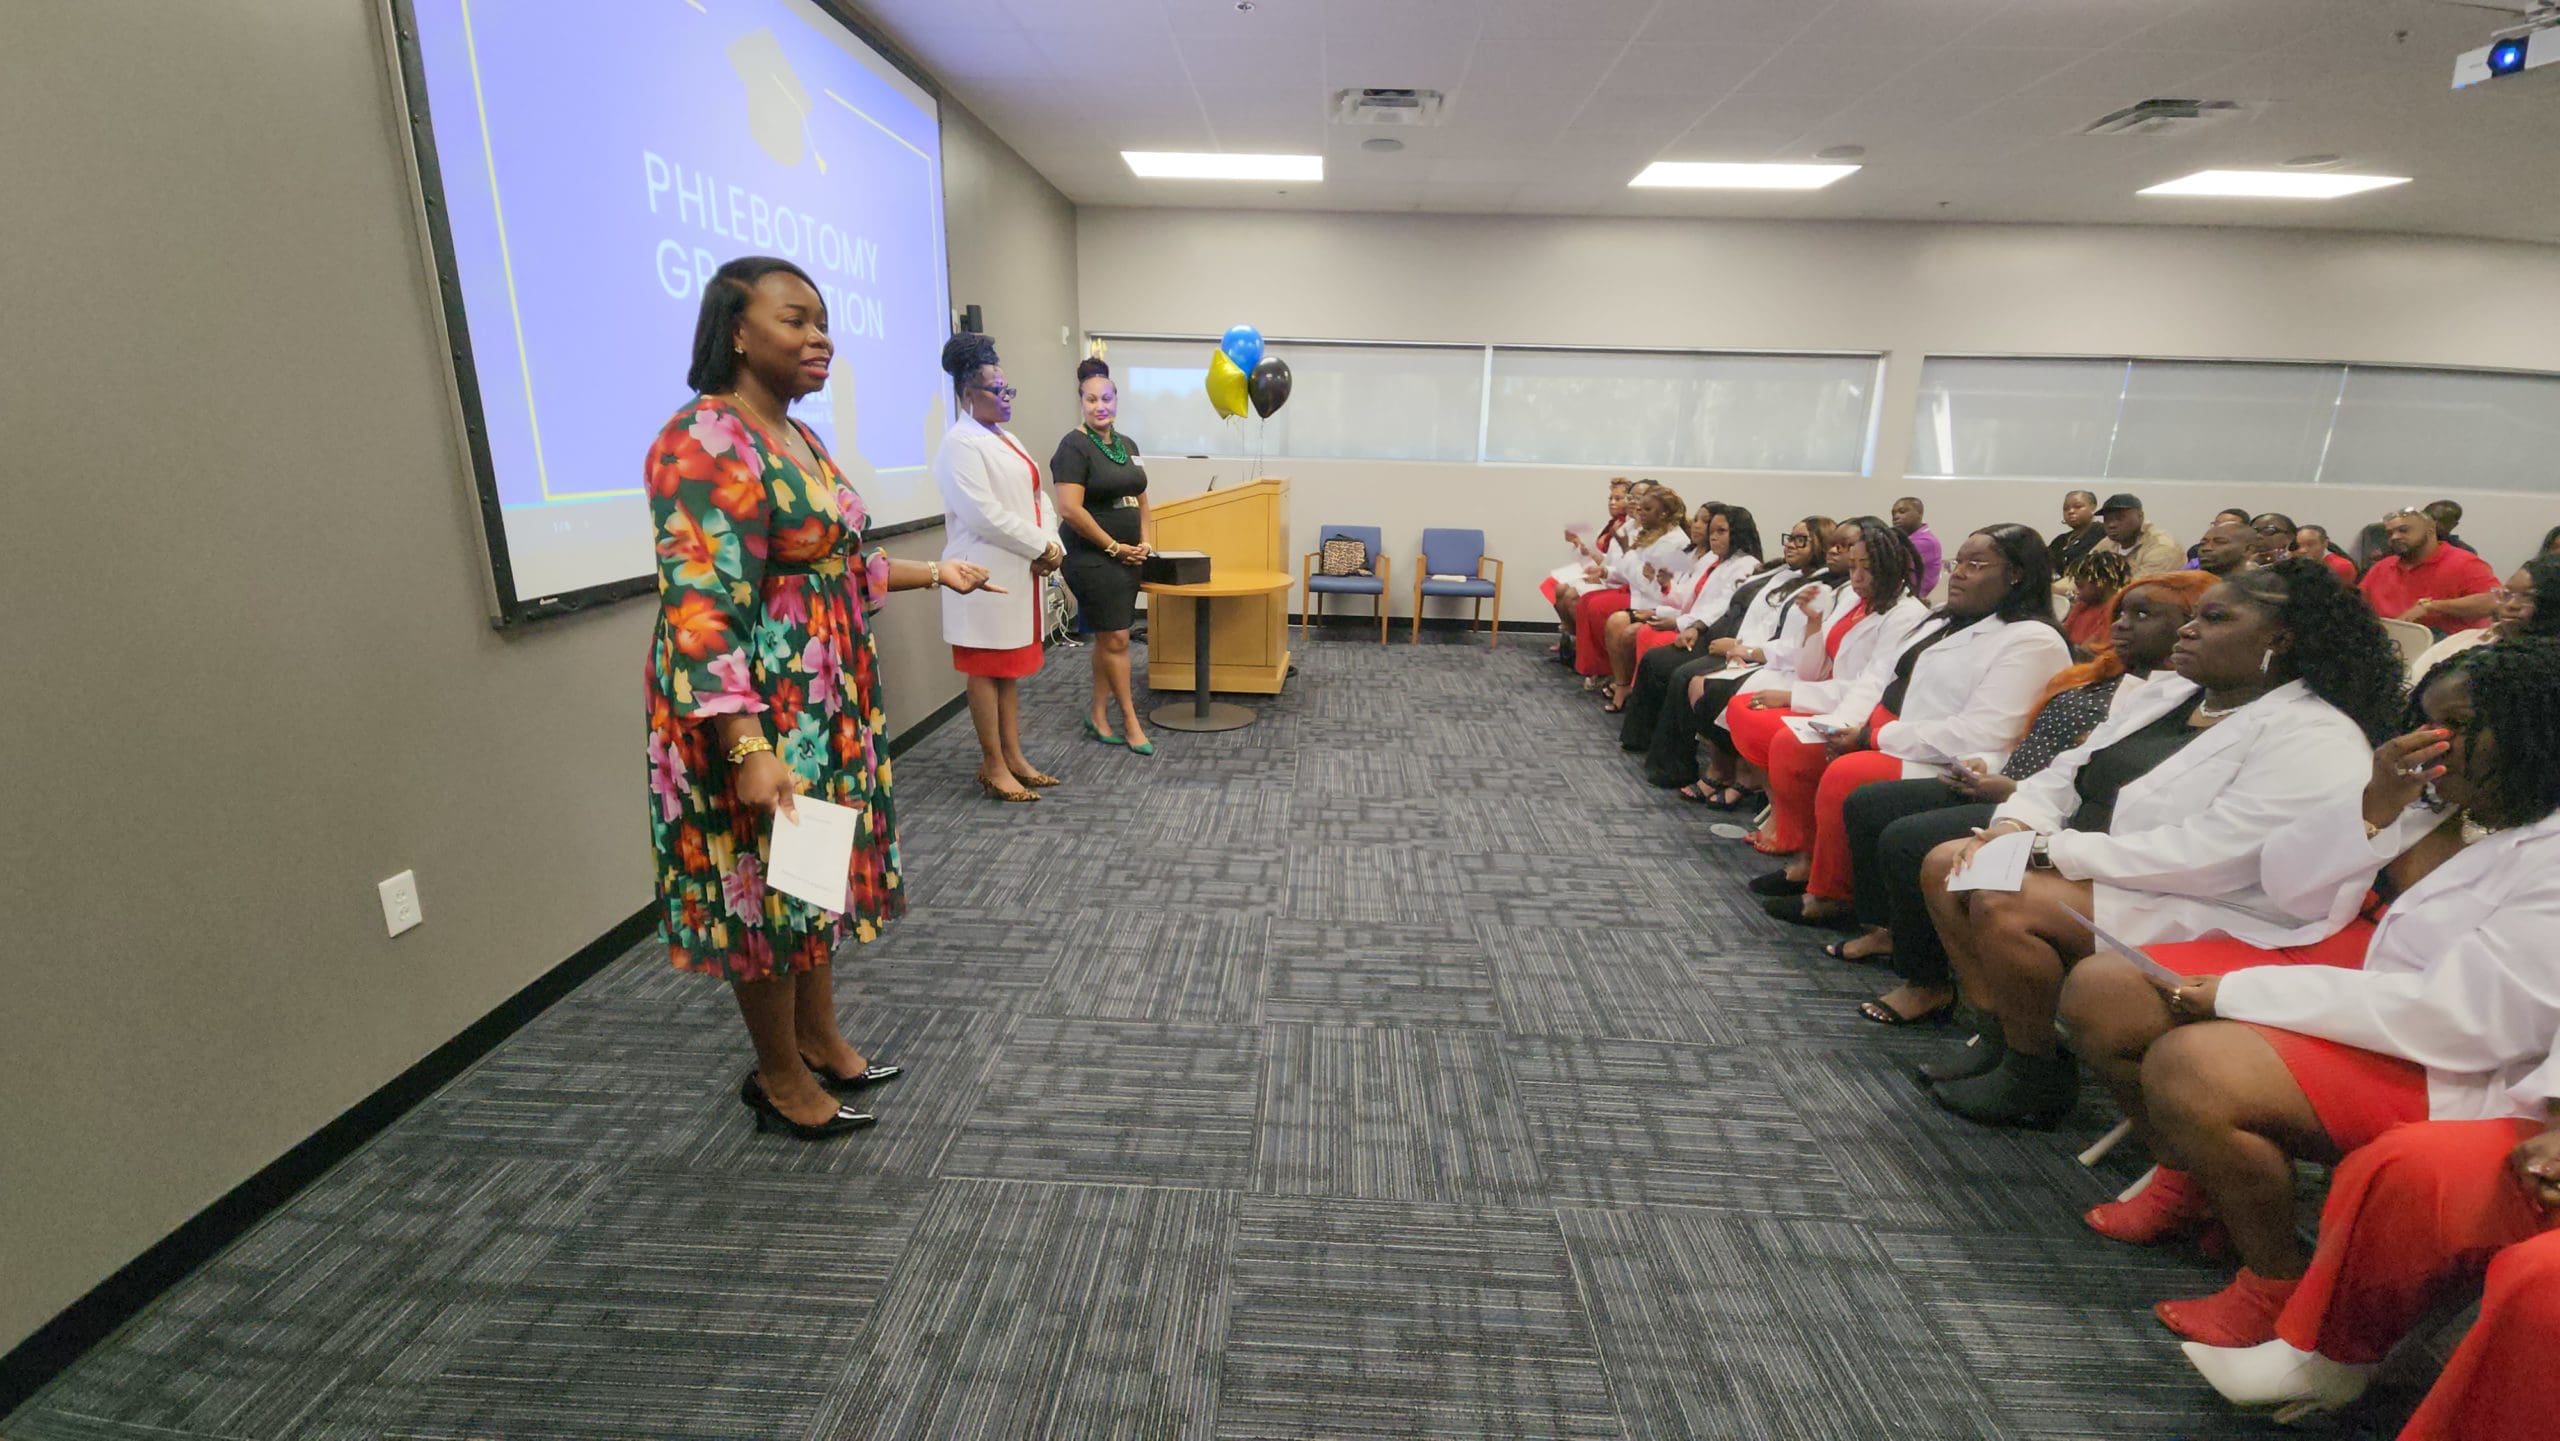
top-left (740, 1071), bottom-right (874, 1139)
top-left (803, 1058), bottom-right (904, 1094)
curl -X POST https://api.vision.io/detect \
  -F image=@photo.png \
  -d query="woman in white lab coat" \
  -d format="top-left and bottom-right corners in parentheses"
top-left (1627, 516), bottom-right (1836, 792)
top-left (934, 332), bottom-right (1064, 802)
top-left (1545, 476), bottom-right (1632, 660)
top-left (1749, 523), bottom-right (2073, 912)
top-left (1918, 559), bottom-right (2405, 1129)
top-left (1601, 504), bottom-right (1762, 710)
top-left (1666, 519), bottom-right (1845, 804)
top-left (2054, 638), bottom-right (2560, 1351)
top-left (1572, 485), bottom-right (1688, 690)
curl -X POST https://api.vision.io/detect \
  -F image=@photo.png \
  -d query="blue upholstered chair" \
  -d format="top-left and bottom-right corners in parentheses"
top-left (1413, 528), bottom-right (1502, 645)
top-left (1301, 523), bottom-right (1389, 644)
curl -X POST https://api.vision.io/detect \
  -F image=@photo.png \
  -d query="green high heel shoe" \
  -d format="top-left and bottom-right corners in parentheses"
top-left (1082, 716), bottom-right (1126, 746)
top-left (1127, 736), bottom-right (1156, 756)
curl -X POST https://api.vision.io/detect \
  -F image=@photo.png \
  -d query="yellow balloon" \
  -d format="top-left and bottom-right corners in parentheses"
top-left (1206, 350), bottom-right (1249, 419)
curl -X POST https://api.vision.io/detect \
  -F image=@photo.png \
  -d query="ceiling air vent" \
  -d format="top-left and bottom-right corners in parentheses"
top-left (2081, 98), bottom-right (2261, 136)
top-left (1332, 88), bottom-right (1446, 126)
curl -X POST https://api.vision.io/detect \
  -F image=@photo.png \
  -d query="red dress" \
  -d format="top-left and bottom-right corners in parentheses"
top-left (951, 429), bottom-right (1047, 678)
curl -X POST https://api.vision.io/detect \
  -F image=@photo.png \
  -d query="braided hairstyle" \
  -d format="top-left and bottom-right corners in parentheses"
top-left (941, 331), bottom-right (1001, 396)
top-left (2425, 637), bottom-right (2560, 830)
top-left (2068, 547), bottom-right (2133, 597)
top-left (1841, 514), bottom-right (1918, 614)
top-left (2223, 558), bottom-right (2406, 743)
top-left (2512, 554), bottom-right (2560, 640)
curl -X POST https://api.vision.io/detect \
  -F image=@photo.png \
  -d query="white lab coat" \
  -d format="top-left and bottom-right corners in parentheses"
top-left (1847, 616), bottom-right (2073, 778)
top-left (1610, 530), bottom-right (1696, 610)
top-left (1664, 554), bottom-right (1762, 628)
top-left (1750, 576), bottom-right (1843, 676)
top-left (1989, 678), bottom-right (2375, 947)
top-left (935, 413), bottom-right (1060, 650)
top-left (1787, 596), bottom-right (1932, 715)
top-left (1547, 521), bottom-right (1627, 594)
top-left (2219, 803), bottom-right (2560, 1121)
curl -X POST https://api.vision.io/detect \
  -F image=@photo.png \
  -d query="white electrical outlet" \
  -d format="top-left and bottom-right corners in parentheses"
top-left (378, 870), bottom-right (423, 937)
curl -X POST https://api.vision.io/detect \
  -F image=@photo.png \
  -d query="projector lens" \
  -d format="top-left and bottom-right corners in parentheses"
top-left (2489, 39), bottom-right (2527, 75)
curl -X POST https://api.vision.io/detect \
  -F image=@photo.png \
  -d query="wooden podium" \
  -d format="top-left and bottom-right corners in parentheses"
top-left (1145, 478), bottom-right (1291, 696)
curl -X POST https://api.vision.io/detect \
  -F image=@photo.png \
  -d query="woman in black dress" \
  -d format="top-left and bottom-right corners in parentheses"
top-left (1051, 358), bottom-right (1156, 754)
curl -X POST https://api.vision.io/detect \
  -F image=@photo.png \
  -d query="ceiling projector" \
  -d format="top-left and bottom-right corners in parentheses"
top-left (2453, 7), bottom-right (2560, 87)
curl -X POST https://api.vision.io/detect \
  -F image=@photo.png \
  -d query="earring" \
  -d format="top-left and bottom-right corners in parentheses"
top-left (734, 343), bottom-right (746, 354)
top-left (2260, 647), bottom-right (2275, 677)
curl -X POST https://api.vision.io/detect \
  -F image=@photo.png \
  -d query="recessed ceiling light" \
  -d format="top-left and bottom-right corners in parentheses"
top-left (1815, 145), bottom-right (1867, 161)
top-left (1123, 151), bottom-right (1322, 181)
top-left (2139, 169), bottom-right (2408, 199)
top-left (1362, 137), bottom-right (1404, 153)
top-left (1630, 161), bottom-right (1860, 190)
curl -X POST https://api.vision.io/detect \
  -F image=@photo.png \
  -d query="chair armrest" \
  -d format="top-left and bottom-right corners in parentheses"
top-left (1481, 557), bottom-right (1504, 583)
top-left (1302, 553), bottom-right (1314, 589)
top-left (1375, 554), bottom-right (1390, 584)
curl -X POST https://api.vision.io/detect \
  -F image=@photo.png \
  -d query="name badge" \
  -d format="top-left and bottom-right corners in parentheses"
top-left (1129, 455), bottom-right (1145, 466)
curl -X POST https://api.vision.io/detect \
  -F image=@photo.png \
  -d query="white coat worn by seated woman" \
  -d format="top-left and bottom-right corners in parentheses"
top-left (934, 331), bottom-right (1064, 802)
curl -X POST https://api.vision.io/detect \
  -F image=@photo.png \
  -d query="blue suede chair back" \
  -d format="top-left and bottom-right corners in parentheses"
top-left (1421, 528), bottom-right (1485, 575)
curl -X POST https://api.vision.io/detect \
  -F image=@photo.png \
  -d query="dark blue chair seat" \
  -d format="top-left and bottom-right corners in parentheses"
top-left (1412, 527), bottom-right (1503, 645)
top-left (1302, 524), bottom-right (1389, 643)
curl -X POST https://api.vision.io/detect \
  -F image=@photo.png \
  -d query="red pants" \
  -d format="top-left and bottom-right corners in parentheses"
top-left (1573, 588), bottom-right (1631, 676)
top-left (1807, 744), bottom-right (1908, 900)
top-left (1727, 701), bottom-right (1896, 861)
top-left (2271, 1118), bottom-right (2556, 1440)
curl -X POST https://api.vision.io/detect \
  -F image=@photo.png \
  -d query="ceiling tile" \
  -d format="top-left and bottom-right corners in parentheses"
top-left (1600, 41), bottom-right (1783, 97)
top-left (1460, 39), bottom-right (1629, 95)
top-left (1637, 0), bottom-right (1821, 46)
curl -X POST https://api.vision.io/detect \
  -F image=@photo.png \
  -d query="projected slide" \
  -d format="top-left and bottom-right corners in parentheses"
top-left (403, 0), bottom-right (950, 617)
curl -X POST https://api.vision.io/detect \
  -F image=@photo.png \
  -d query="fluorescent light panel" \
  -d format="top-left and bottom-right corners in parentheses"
top-left (1630, 161), bottom-right (1860, 190)
top-left (1122, 150), bottom-right (1321, 181)
top-left (2140, 169), bottom-right (2410, 199)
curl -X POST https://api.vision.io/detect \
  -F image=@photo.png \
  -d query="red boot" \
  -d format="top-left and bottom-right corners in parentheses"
top-left (2155, 1269), bottom-right (2298, 1348)
top-left (2085, 1166), bottom-right (2212, 1246)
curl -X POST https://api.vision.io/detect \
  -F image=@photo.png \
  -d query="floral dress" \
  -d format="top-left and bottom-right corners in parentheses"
top-left (643, 395), bottom-right (902, 982)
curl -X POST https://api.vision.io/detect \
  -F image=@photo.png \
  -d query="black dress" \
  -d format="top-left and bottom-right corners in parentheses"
top-left (1052, 428), bottom-right (1147, 632)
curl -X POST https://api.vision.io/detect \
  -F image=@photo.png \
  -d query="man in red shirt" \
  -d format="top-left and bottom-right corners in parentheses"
top-left (2358, 506), bottom-right (2499, 632)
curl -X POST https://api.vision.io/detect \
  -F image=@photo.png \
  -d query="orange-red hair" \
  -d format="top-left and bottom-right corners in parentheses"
top-left (2020, 570), bottom-right (2218, 738)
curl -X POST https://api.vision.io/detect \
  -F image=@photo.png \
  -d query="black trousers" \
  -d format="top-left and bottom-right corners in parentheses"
top-left (1841, 779), bottom-right (1996, 988)
top-left (1619, 637), bottom-right (1704, 749)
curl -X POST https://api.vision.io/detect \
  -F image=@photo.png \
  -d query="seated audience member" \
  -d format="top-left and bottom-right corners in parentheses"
top-left (2245, 513), bottom-right (2295, 570)
top-left (1621, 516), bottom-right (1832, 778)
top-left (1916, 559), bottom-right (2403, 1128)
top-left (2424, 498), bottom-right (2475, 554)
top-left (2085, 493), bottom-right (2183, 586)
top-left (2056, 639), bottom-right (2560, 1347)
top-left (2050, 489), bottom-right (2105, 581)
top-left (2192, 517), bottom-right (2255, 579)
top-left (2188, 508), bottom-right (2254, 568)
top-left (2351, 520), bottom-right (2394, 576)
top-left (1602, 504), bottom-right (1761, 709)
top-left (1742, 524), bottom-right (2071, 909)
top-left (1571, 483), bottom-right (1686, 690)
top-left (1682, 524), bottom-right (1858, 807)
top-left (1717, 519), bottom-right (1927, 818)
top-left (1831, 571), bottom-right (2211, 1024)
top-left (2293, 523), bottom-right (2359, 584)
top-left (1545, 477), bottom-right (1632, 662)
top-left (2179, 1067), bottom-right (2560, 1433)
top-left (2409, 552), bottom-right (2560, 678)
top-left (1893, 495), bottom-right (1943, 597)
top-left (2060, 551), bottom-right (2132, 660)
top-left (2360, 506), bottom-right (2499, 633)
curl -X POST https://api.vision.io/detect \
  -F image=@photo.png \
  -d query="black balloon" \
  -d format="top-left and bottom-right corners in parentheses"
top-left (1248, 356), bottom-right (1293, 419)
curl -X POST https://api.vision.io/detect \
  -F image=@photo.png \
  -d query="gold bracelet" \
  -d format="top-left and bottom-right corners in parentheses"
top-left (929, 561), bottom-right (942, 588)
top-left (726, 735), bottom-right (774, 764)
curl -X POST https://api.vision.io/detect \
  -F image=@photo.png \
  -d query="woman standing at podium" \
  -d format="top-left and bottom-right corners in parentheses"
top-left (1052, 357), bottom-right (1156, 754)
top-left (936, 332), bottom-right (1065, 802)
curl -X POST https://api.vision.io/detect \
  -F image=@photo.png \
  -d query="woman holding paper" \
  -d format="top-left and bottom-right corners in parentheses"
top-left (1915, 560), bottom-right (2403, 1130)
top-left (1572, 485), bottom-right (1687, 691)
top-left (2052, 639), bottom-right (2560, 1349)
top-left (1600, 504), bottom-right (1761, 710)
top-left (1545, 477), bottom-right (1632, 662)
top-left (937, 331), bottom-right (1066, 803)
top-left (645, 257), bottom-right (996, 1141)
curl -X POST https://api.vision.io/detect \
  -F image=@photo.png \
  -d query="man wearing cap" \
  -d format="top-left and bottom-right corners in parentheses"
top-left (2361, 505), bottom-right (2499, 632)
top-left (2061, 493), bottom-right (2181, 596)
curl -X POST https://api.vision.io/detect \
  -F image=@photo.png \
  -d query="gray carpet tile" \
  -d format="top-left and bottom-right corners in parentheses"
top-left (10, 632), bottom-right (2396, 1440)
top-left (1215, 1197), bottom-right (1622, 1441)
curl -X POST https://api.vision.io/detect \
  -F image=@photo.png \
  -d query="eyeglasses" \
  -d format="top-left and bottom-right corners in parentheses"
top-left (2492, 587), bottom-right (2533, 604)
top-left (972, 383), bottom-right (1019, 401)
top-left (1784, 532), bottom-right (1811, 544)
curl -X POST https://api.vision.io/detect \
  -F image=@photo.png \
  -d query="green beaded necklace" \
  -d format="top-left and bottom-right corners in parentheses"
top-left (1083, 424), bottom-right (1130, 466)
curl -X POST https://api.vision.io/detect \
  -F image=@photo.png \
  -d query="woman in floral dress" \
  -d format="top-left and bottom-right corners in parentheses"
top-left (645, 256), bottom-right (993, 1140)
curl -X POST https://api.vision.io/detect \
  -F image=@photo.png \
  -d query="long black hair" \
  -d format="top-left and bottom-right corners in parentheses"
top-left (2422, 637), bottom-right (2560, 830)
top-left (1761, 515), bottom-right (1838, 608)
top-left (1952, 521), bottom-right (2059, 627)
top-left (2513, 554), bottom-right (2560, 641)
top-left (686, 255), bottom-right (819, 393)
top-left (1722, 505), bottom-right (1765, 565)
top-left (1841, 514), bottom-right (1919, 614)
top-left (2225, 558), bottom-right (2406, 743)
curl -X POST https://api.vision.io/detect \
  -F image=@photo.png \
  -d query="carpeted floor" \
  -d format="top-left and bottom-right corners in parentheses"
top-left (9, 624), bottom-right (2439, 1440)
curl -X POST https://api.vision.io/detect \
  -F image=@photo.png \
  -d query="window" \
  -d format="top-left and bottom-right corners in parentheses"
top-left (1091, 335), bottom-right (1881, 471)
top-left (1099, 338), bottom-right (1483, 463)
top-left (1909, 355), bottom-right (2560, 491)
top-left (1484, 349), bottom-right (1877, 473)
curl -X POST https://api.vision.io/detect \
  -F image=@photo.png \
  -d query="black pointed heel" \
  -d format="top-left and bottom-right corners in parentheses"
top-left (805, 1059), bottom-right (904, 1094)
top-left (740, 1071), bottom-right (874, 1139)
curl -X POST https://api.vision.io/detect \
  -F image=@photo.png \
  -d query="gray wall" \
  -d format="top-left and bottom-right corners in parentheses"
top-left (0, 1), bottom-right (1074, 1356)
top-left (1080, 208), bottom-right (2560, 614)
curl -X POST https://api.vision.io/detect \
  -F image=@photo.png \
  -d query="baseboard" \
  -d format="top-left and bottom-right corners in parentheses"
top-left (1289, 613), bottom-right (1562, 635)
top-left (0, 904), bottom-right (658, 1416)
top-left (886, 688), bottom-right (969, 757)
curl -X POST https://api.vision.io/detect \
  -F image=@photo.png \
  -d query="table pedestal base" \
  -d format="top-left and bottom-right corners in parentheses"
top-left (1151, 700), bottom-right (1257, 732)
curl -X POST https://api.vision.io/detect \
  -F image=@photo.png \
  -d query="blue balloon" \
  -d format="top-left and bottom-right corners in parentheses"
top-left (1220, 325), bottom-right (1264, 374)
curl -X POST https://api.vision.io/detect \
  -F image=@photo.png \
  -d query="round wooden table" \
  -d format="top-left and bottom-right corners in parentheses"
top-left (1140, 569), bottom-right (1293, 732)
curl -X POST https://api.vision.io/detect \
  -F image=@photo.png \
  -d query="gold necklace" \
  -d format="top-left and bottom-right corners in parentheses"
top-left (729, 390), bottom-right (811, 467)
